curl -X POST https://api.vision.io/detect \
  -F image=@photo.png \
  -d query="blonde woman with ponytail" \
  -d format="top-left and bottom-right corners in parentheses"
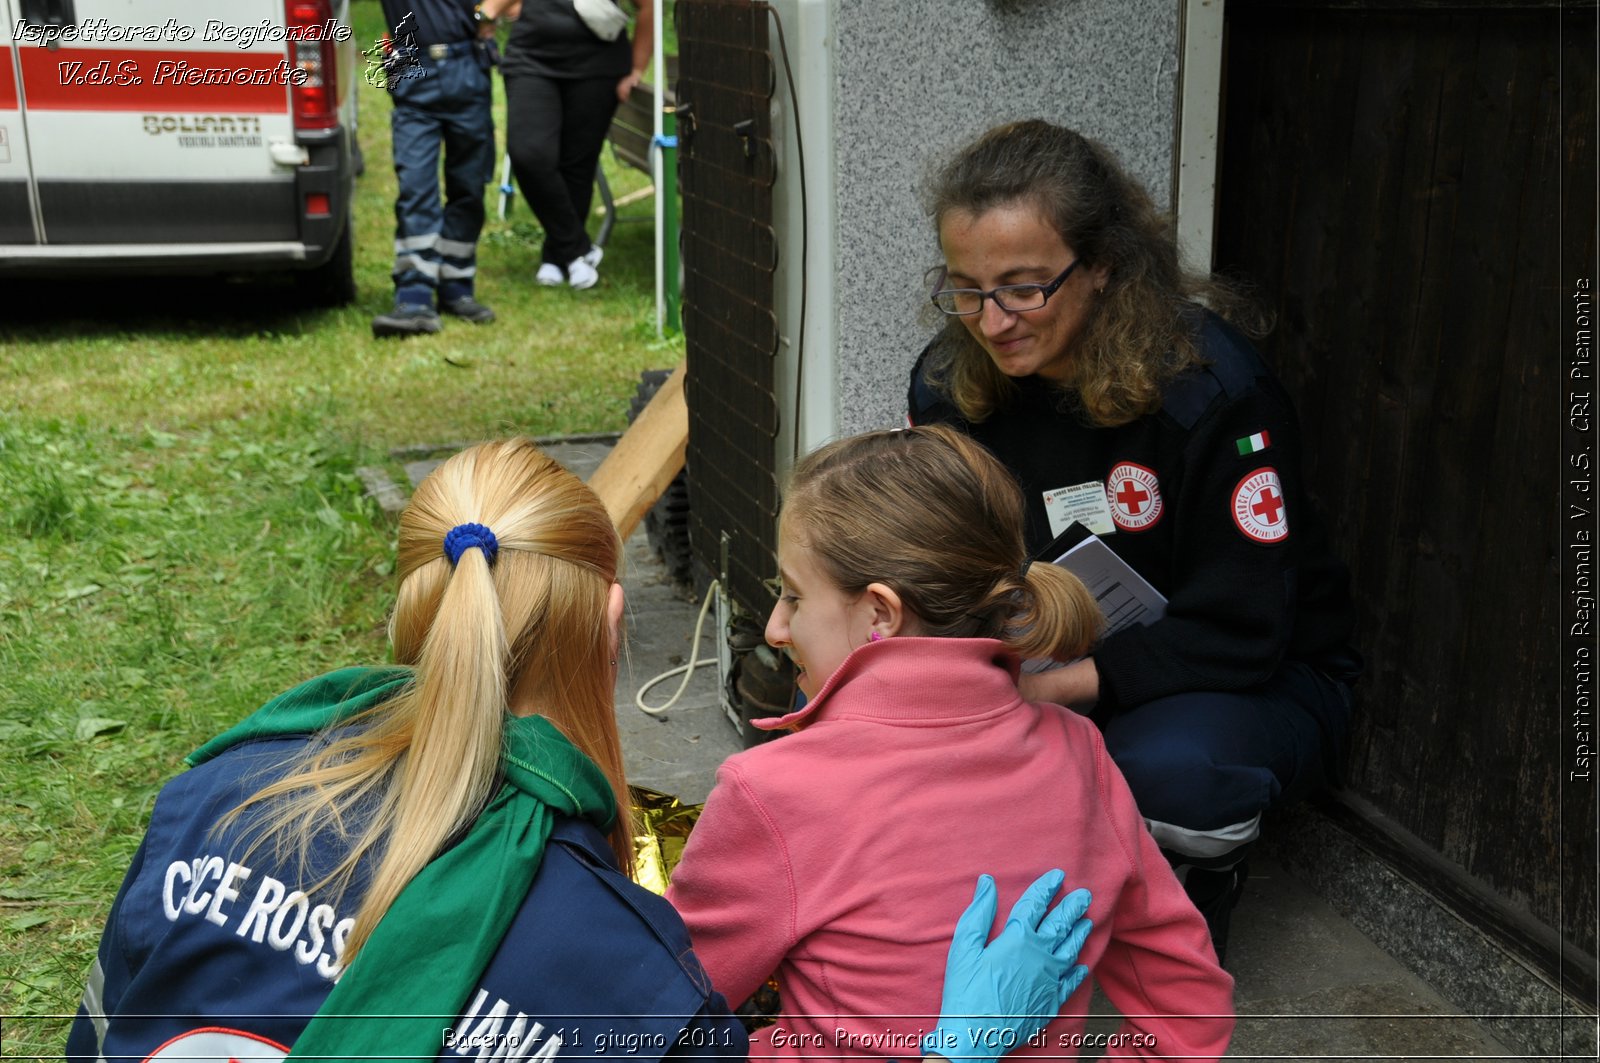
top-left (667, 425), bottom-right (1235, 1060)
top-left (68, 436), bottom-right (1097, 1063)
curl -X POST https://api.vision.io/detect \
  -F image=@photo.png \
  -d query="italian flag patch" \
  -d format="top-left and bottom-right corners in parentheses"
top-left (1235, 431), bottom-right (1272, 456)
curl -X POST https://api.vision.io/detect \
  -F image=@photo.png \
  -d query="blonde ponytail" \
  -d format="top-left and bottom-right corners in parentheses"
top-left (344, 542), bottom-right (509, 960)
top-left (222, 439), bottom-right (631, 969)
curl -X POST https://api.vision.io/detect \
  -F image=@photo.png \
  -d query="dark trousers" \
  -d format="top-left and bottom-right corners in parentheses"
top-left (1102, 660), bottom-right (1356, 870)
top-left (389, 44), bottom-right (494, 307)
top-left (503, 72), bottom-right (620, 267)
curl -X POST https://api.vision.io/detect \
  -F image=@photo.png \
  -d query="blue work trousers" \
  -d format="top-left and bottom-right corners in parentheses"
top-left (389, 42), bottom-right (494, 308)
top-left (1103, 660), bottom-right (1356, 871)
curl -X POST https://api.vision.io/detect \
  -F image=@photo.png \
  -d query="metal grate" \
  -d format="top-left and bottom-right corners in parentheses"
top-left (676, 0), bottom-right (779, 620)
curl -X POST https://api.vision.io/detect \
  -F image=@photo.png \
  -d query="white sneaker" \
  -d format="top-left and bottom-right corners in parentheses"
top-left (535, 262), bottom-right (563, 286)
top-left (566, 256), bottom-right (599, 290)
top-left (582, 244), bottom-right (604, 268)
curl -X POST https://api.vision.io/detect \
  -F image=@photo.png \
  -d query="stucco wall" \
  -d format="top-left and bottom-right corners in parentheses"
top-left (823, 0), bottom-right (1181, 435)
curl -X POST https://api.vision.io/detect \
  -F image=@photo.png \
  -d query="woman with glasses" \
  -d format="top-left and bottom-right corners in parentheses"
top-left (909, 120), bottom-right (1361, 965)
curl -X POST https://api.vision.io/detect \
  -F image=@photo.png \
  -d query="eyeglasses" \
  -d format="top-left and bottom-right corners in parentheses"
top-left (928, 260), bottom-right (1080, 316)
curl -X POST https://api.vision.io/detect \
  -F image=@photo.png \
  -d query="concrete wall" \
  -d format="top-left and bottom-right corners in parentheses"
top-left (819, 0), bottom-right (1181, 437)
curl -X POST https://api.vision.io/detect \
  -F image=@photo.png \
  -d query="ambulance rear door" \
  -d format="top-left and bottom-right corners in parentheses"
top-left (0, 4), bottom-right (38, 243)
top-left (11, 0), bottom-right (300, 249)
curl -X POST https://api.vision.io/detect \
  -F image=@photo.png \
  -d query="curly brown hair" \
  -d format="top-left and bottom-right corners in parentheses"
top-left (924, 120), bottom-right (1265, 427)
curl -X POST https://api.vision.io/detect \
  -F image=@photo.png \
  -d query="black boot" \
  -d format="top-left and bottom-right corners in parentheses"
top-left (372, 303), bottom-right (442, 338)
top-left (1183, 863), bottom-right (1248, 966)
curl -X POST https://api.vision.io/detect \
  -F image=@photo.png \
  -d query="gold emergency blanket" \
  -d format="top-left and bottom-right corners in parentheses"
top-left (627, 785), bottom-right (782, 1028)
top-left (629, 785), bottom-right (703, 895)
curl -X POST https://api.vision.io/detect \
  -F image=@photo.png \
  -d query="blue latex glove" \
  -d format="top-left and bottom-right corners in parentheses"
top-left (922, 870), bottom-right (1093, 1063)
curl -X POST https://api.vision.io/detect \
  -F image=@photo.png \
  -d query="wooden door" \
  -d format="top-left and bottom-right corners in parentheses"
top-left (1216, 0), bottom-right (1597, 980)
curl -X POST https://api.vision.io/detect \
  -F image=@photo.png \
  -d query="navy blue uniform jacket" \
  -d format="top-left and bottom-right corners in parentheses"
top-left (910, 311), bottom-right (1358, 722)
top-left (66, 734), bottom-right (746, 1062)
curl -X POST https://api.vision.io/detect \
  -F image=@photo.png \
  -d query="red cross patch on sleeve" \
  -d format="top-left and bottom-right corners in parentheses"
top-left (1232, 467), bottom-right (1289, 543)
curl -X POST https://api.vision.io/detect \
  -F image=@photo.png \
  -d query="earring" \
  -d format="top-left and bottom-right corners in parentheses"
top-left (869, 631), bottom-right (884, 642)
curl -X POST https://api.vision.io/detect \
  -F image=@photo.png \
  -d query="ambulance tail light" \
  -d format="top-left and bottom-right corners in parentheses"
top-left (287, 0), bottom-right (338, 131)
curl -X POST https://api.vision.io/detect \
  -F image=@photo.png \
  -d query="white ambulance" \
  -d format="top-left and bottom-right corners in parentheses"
top-left (0, 0), bottom-right (359, 304)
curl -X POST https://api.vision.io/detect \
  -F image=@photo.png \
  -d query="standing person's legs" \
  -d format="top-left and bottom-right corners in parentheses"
top-left (437, 53), bottom-right (496, 321)
top-left (554, 76), bottom-right (622, 258)
top-left (505, 73), bottom-right (589, 280)
top-left (389, 81), bottom-right (446, 307)
top-left (1101, 662), bottom-right (1353, 962)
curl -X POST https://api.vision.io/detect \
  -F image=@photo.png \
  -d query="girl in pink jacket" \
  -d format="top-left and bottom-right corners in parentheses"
top-left (666, 424), bottom-right (1234, 1060)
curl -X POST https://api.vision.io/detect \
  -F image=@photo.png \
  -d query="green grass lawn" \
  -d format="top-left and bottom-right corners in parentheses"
top-left (0, 0), bottom-right (679, 1049)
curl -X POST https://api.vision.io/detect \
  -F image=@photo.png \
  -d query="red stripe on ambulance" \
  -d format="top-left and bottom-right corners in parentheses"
top-left (18, 48), bottom-right (291, 112)
top-left (0, 60), bottom-right (16, 110)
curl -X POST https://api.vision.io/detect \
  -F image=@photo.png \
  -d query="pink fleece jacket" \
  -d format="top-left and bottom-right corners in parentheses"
top-left (665, 637), bottom-right (1233, 1060)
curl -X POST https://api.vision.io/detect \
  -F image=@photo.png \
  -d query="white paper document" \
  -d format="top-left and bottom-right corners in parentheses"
top-left (1021, 536), bottom-right (1168, 675)
top-left (1053, 536), bottom-right (1167, 638)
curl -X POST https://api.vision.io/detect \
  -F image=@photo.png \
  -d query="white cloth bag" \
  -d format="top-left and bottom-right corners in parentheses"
top-left (573, 0), bottom-right (629, 41)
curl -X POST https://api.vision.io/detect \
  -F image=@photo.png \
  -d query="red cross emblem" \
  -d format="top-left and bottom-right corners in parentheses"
top-left (1115, 479), bottom-right (1150, 514)
top-left (1232, 467), bottom-right (1290, 543)
top-left (1252, 487), bottom-right (1284, 524)
top-left (1105, 462), bottom-right (1164, 532)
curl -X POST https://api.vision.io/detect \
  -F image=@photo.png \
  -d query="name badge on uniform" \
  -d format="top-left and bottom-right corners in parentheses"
top-left (1043, 480), bottom-right (1116, 538)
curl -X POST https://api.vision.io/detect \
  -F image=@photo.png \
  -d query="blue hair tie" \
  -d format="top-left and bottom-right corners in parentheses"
top-left (443, 522), bottom-right (499, 567)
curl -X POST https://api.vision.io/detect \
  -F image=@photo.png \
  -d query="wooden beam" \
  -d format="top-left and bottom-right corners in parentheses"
top-left (588, 361), bottom-right (688, 540)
